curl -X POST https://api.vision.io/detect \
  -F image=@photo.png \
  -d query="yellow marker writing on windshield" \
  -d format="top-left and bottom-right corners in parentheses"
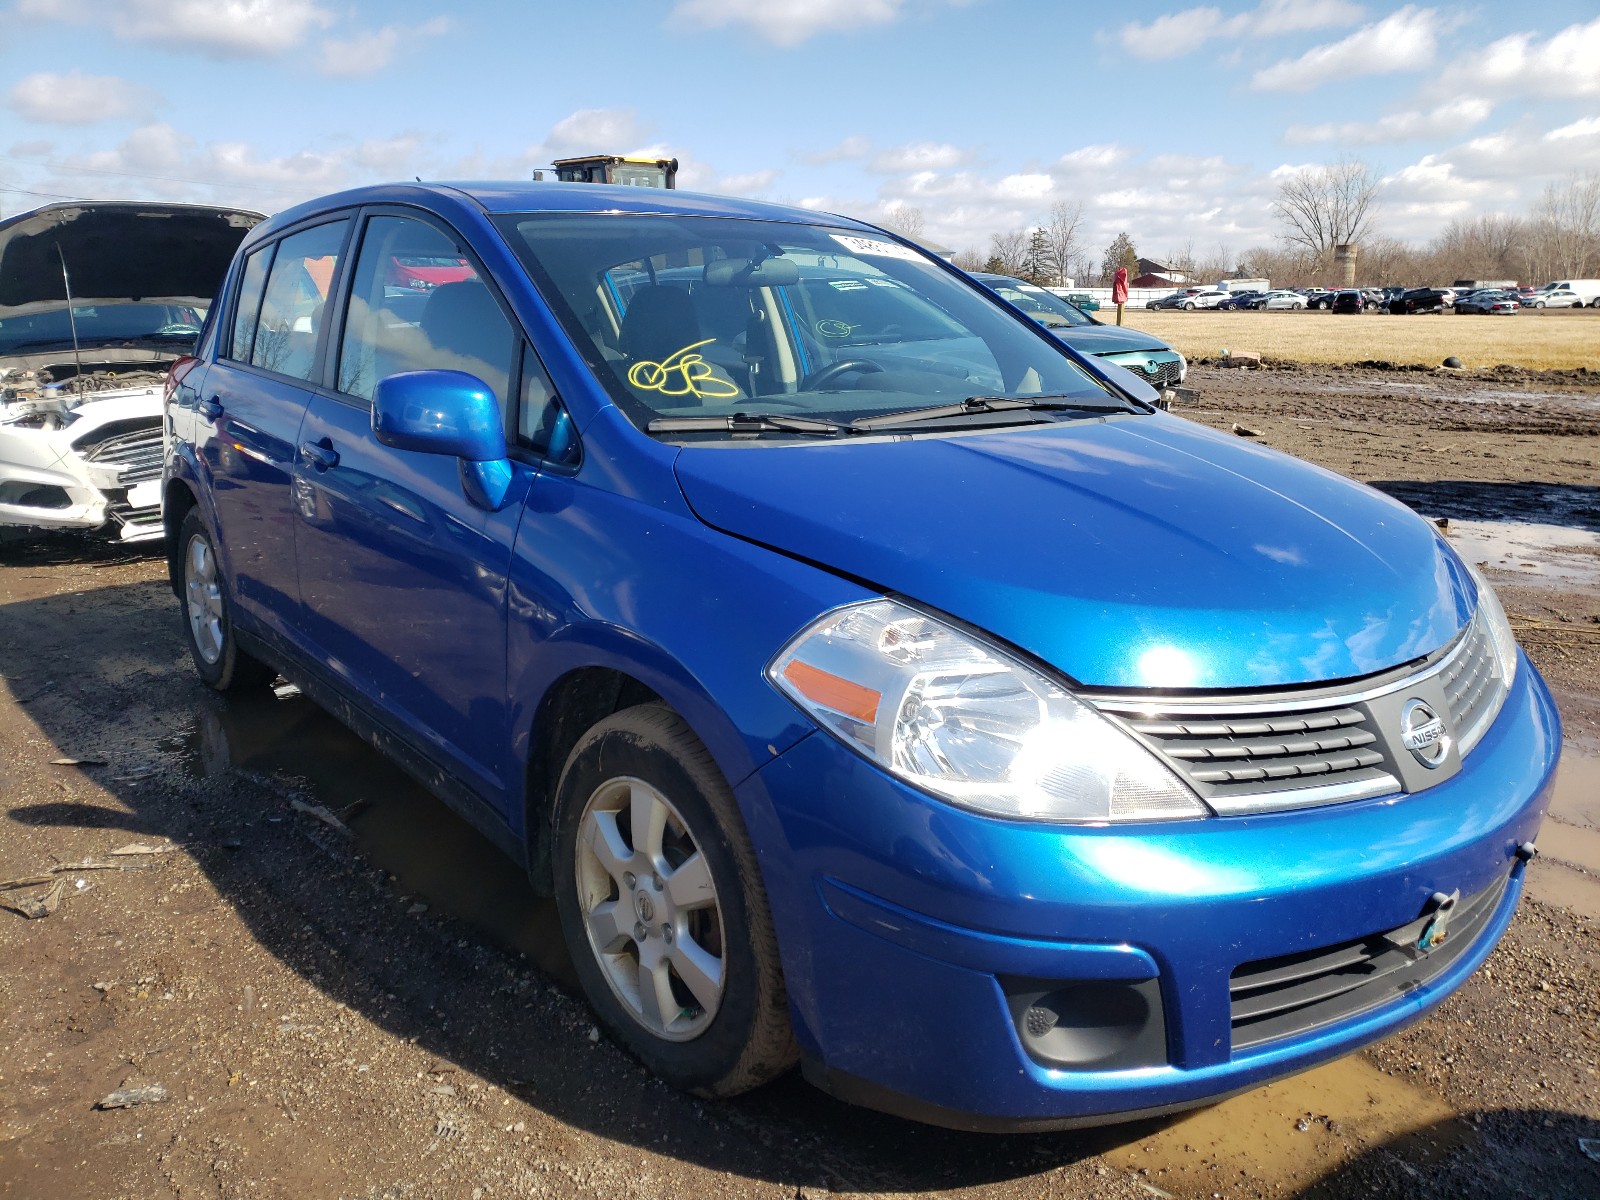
top-left (627, 339), bottom-right (740, 398)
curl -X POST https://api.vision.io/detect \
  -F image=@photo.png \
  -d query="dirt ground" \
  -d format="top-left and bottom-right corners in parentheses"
top-left (2, 362), bottom-right (1598, 1200)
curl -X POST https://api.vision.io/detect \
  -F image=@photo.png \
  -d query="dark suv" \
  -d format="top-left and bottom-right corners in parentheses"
top-left (1388, 288), bottom-right (1448, 315)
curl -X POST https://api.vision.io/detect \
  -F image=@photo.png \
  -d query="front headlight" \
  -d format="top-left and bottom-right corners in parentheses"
top-left (1465, 560), bottom-right (1519, 688)
top-left (768, 600), bottom-right (1209, 824)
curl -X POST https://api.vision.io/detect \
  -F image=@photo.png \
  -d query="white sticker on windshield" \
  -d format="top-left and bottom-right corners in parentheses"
top-left (830, 234), bottom-right (925, 262)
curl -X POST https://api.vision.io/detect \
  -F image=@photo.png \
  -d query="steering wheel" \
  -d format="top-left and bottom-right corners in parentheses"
top-left (801, 359), bottom-right (883, 391)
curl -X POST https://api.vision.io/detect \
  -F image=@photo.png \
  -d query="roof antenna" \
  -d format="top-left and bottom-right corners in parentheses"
top-left (55, 242), bottom-right (84, 380)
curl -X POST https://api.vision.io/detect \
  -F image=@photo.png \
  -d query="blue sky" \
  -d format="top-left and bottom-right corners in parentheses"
top-left (3, 1), bottom-right (1599, 263)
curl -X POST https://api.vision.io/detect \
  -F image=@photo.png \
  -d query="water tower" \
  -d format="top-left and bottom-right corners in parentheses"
top-left (1335, 243), bottom-right (1358, 286)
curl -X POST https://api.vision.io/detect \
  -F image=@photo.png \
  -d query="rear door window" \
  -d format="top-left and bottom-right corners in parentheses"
top-left (248, 220), bottom-right (349, 381)
top-left (227, 245), bottom-right (273, 363)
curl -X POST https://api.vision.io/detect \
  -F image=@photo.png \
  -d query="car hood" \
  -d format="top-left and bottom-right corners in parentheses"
top-left (1049, 325), bottom-right (1176, 357)
top-left (673, 416), bottom-right (1472, 690)
top-left (0, 201), bottom-right (263, 312)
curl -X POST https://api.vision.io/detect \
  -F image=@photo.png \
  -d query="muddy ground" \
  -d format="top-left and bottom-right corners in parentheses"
top-left (2, 363), bottom-right (1598, 1200)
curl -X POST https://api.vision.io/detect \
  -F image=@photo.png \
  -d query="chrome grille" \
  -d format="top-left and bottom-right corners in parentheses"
top-left (78, 422), bottom-right (164, 485)
top-left (1091, 611), bottom-right (1510, 817)
top-left (1115, 704), bottom-right (1396, 812)
top-left (1144, 358), bottom-right (1184, 388)
top-left (1439, 617), bottom-right (1498, 754)
top-left (1134, 708), bottom-right (1388, 784)
top-left (1101, 353), bottom-right (1184, 389)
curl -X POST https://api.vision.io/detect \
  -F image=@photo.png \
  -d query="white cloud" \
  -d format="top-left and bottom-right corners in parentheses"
top-left (712, 168), bottom-right (780, 195)
top-left (1286, 98), bottom-right (1494, 145)
top-left (1055, 144), bottom-right (1136, 171)
top-left (671, 0), bottom-right (917, 46)
top-left (319, 18), bottom-right (450, 78)
top-left (1251, 6), bottom-right (1443, 92)
top-left (320, 28), bottom-right (399, 77)
top-left (803, 135), bottom-right (872, 164)
top-left (1548, 116), bottom-right (1600, 142)
top-left (6, 71), bottom-right (159, 125)
top-left (1458, 16), bottom-right (1600, 98)
top-left (19, 0), bottom-right (334, 57)
top-left (1115, 0), bottom-right (1365, 61)
top-left (869, 141), bottom-right (970, 172)
top-left (544, 108), bottom-right (654, 157)
top-left (995, 173), bottom-right (1053, 200)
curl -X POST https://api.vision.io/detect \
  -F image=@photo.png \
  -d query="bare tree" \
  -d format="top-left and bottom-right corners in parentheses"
top-left (1426, 215), bottom-right (1523, 283)
top-left (1165, 239), bottom-right (1196, 281)
top-left (1531, 171), bottom-right (1600, 278)
top-left (989, 228), bottom-right (1030, 276)
top-left (1272, 157), bottom-right (1382, 269)
top-left (880, 204), bottom-right (926, 242)
top-left (950, 247), bottom-right (986, 272)
top-left (1042, 200), bottom-right (1084, 286)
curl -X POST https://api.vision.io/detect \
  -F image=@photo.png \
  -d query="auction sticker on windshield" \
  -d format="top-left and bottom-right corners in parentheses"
top-left (830, 234), bottom-right (924, 262)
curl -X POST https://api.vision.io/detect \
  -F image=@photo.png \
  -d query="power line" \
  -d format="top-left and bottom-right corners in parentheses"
top-left (0, 179), bottom-right (92, 202)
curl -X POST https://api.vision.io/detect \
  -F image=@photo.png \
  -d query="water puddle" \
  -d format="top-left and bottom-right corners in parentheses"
top-left (1526, 860), bottom-right (1600, 922)
top-left (1104, 1055), bottom-right (1472, 1196)
top-left (1439, 518), bottom-right (1600, 587)
top-left (162, 690), bottom-right (574, 985)
top-left (1307, 379), bottom-right (1600, 412)
top-left (1526, 753), bottom-right (1600, 919)
top-left (1548, 751), bottom-right (1600, 829)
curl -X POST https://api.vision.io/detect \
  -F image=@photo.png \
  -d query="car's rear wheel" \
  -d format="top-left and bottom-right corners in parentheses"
top-left (552, 704), bottom-right (796, 1097)
top-left (177, 509), bottom-right (273, 692)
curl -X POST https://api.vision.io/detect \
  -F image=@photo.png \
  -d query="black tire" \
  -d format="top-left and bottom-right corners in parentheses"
top-left (552, 704), bottom-right (796, 1097)
top-left (176, 508), bottom-right (273, 692)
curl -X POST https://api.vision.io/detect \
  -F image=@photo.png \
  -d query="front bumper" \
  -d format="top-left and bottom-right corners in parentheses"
top-left (0, 390), bottom-right (165, 541)
top-left (740, 655), bottom-right (1559, 1128)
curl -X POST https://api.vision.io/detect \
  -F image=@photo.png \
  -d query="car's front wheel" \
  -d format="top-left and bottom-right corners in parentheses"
top-left (1183, 301), bottom-right (1196, 310)
top-left (177, 509), bottom-right (273, 692)
top-left (552, 704), bottom-right (796, 1097)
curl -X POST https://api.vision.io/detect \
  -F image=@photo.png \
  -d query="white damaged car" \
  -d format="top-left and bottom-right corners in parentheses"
top-left (0, 201), bottom-right (263, 543)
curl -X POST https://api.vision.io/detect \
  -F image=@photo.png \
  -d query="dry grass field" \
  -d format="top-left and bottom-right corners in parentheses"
top-left (1119, 307), bottom-right (1600, 370)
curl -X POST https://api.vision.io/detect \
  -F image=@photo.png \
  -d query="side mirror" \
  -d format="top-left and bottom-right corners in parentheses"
top-left (372, 370), bottom-right (507, 461)
top-left (372, 370), bottom-right (515, 511)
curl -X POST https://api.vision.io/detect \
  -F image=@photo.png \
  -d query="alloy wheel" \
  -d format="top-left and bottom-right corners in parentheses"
top-left (184, 534), bottom-right (225, 665)
top-left (574, 776), bottom-right (726, 1041)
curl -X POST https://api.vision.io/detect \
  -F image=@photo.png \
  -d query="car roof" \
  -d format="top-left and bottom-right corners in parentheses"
top-left (256, 181), bottom-right (879, 239)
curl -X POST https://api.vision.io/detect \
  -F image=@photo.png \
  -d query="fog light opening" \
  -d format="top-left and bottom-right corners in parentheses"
top-left (1004, 977), bottom-right (1167, 1071)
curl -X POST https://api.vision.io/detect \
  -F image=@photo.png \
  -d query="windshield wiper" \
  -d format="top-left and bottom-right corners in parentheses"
top-left (849, 394), bottom-right (1132, 432)
top-left (647, 412), bottom-right (843, 437)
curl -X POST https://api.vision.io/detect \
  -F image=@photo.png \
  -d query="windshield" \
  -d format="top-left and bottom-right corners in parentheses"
top-left (0, 302), bottom-right (204, 355)
top-left (494, 214), bottom-right (1119, 437)
top-left (975, 276), bottom-right (1096, 328)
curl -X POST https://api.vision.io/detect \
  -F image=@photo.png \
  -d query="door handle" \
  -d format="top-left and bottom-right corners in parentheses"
top-left (199, 396), bottom-right (224, 420)
top-left (299, 439), bottom-right (340, 471)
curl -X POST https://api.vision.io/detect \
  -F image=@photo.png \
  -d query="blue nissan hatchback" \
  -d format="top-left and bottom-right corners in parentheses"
top-left (163, 183), bottom-right (1559, 1130)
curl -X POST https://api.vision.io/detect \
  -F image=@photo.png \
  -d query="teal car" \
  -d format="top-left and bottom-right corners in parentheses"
top-left (1051, 288), bottom-right (1100, 311)
top-left (975, 273), bottom-right (1185, 388)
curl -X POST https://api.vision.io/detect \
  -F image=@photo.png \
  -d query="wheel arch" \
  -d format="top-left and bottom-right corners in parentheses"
top-left (163, 477), bottom-right (200, 598)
